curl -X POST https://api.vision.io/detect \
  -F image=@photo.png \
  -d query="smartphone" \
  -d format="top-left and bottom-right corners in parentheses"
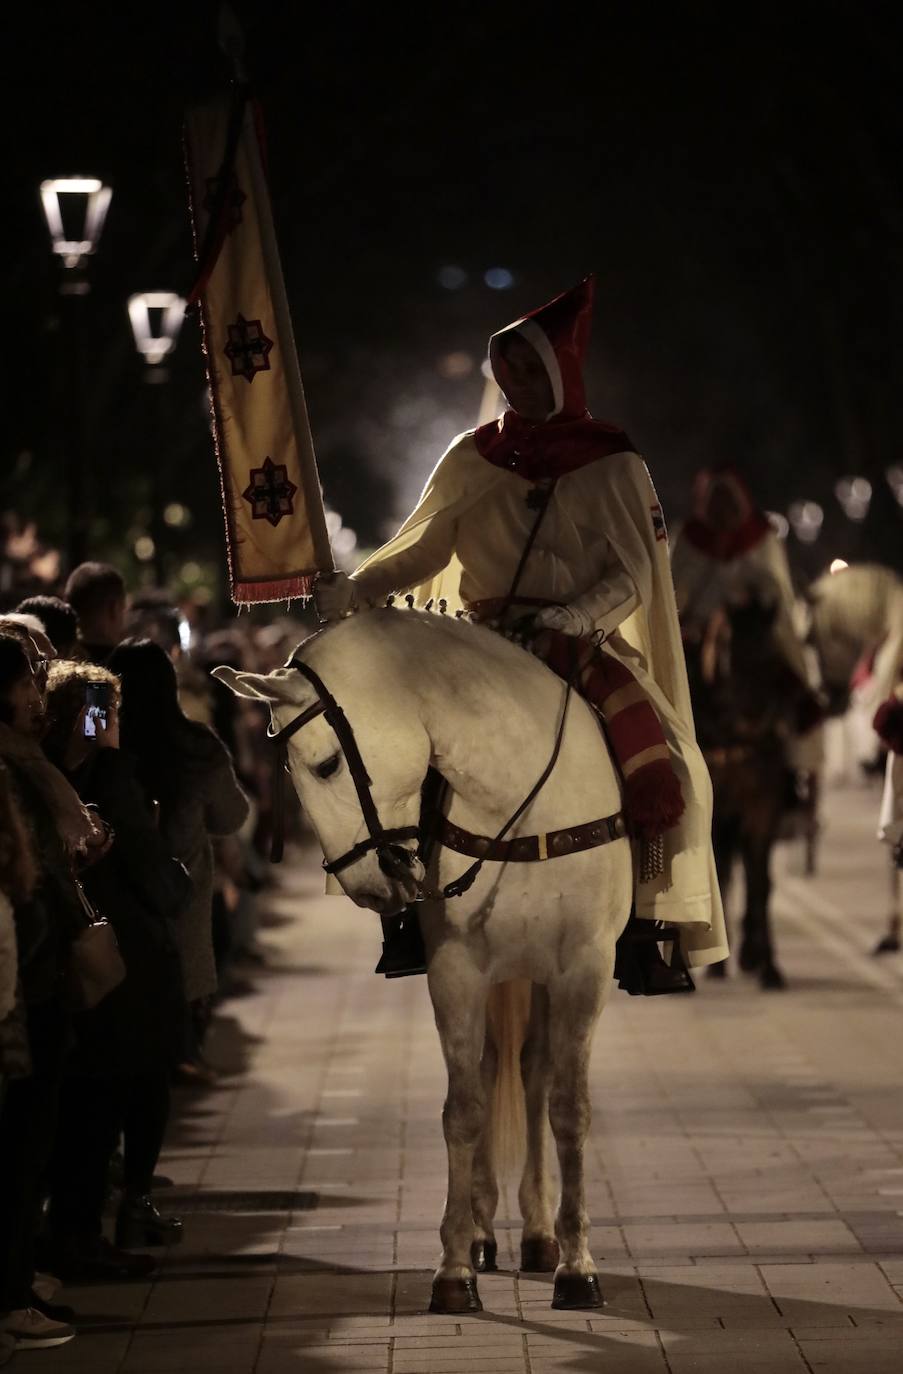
top-left (84, 682), bottom-right (111, 739)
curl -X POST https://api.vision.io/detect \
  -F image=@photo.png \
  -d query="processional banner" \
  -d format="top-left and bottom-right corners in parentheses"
top-left (184, 90), bottom-right (332, 602)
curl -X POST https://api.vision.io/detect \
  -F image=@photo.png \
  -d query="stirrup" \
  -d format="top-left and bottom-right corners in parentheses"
top-left (614, 920), bottom-right (695, 996)
top-left (375, 911), bottom-right (427, 979)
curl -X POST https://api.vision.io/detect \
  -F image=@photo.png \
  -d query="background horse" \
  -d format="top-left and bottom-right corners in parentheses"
top-left (686, 598), bottom-right (811, 989)
top-left (805, 563), bottom-right (903, 716)
top-left (805, 564), bottom-right (903, 953)
top-left (214, 608), bottom-right (634, 1315)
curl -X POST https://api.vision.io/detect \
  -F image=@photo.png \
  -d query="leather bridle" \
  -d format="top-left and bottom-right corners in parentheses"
top-left (267, 654), bottom-right (421, 878)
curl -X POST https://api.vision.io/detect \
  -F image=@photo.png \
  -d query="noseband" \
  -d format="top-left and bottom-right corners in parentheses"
top-left (266, 655), bottom-right (420, 876)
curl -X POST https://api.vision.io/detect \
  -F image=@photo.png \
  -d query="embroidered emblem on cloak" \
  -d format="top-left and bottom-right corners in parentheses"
top-left (651, 503), bottom-right (667, 542)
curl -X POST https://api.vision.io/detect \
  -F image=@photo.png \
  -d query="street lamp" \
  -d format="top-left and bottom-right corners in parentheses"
top-left (127, 293), bottom-right (186, 371)
top-left (128, 293), bottom-right (187, 585)
top-left (40, 177), bottom-right (112, 283)
top-left (39, 176), bottom-right (112, 568)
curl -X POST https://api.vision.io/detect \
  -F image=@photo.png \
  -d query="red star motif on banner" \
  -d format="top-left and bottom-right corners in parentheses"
top-left (242, 457), bottom-right (297, 528)
top-left (203, 174), bottom-right (246, 233)
top-left (224, 314), bottom-right (275, 383)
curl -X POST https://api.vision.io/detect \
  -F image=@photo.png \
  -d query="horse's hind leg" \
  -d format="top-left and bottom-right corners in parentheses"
top-left (519, 984), bottom-right (558, 1272)
top-left (546, 960), bottom-right (608, 1309)
top-left (428, 952), bottom-right (488, 1314)
top-left (470, 1028), bottom-right (499, 1272)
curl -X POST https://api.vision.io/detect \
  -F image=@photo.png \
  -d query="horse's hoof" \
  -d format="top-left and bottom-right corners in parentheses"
top-left (760, 963), bottom-right (786, 990)
top-left (429, 1276), bottom-right (482, 1314)
top-left (471, 1239), bottom-right (498, 1272)
top-left (874, 933), bottom-right (901, 956)
top-left (520, 1237), bottom-right (560, 1272)
top-left (552, 1270), bottom-right (604, 1309)
top-left (738, 942), bottom-right (763, 973)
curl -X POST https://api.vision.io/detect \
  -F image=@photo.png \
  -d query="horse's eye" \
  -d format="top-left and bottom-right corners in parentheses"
top-left (315, 753), bottom-right (341, 780)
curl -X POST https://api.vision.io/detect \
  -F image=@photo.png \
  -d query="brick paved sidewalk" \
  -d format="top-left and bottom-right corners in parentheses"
top-left (23, 781), bottom-right (903, 1373)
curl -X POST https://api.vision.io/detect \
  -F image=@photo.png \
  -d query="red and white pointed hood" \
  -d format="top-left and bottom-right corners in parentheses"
top-left (489, 275), bottom-right (596, 419)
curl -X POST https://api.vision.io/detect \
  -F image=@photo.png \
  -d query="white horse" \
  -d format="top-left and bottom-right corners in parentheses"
top-left (214, 607), bottom-right (632, 1313)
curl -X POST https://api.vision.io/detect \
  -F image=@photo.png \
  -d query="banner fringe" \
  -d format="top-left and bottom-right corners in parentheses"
top-left (232, 574), bottom-right (316, 604)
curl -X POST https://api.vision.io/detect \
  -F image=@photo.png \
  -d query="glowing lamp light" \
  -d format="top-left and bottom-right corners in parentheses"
top-left (40, 178), bottom-right (112, 268)
top-left (437, 265), bottom-right (468, 290)
top-left (437, 351), bottom-right (474, 380)
top-left (766, 511), bottom-right (789, 540)
top-left (788, 500), bottom-right (823, 543)
top-left (834, 475), bottom-right (872, 522)
top-left (128, 293), bottom-right (186, 366)
top-left (886, 465), bottom-right (903, 506)
top-left (133, 535), bottom-right (155, 562)
top-left (830, 559), bottom-right (849, 575)
top-left (484, 266), bottom-right (515, 290)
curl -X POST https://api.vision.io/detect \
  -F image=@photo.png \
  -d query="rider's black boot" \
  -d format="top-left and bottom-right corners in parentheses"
top-left (614, 914), bottom-right (695, 995)
top-left (375, 910), bottom-right (427, 978)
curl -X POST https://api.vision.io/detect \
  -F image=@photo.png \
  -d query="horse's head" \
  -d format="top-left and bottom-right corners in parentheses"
top-left (213, 646), bottom-right (429, 915)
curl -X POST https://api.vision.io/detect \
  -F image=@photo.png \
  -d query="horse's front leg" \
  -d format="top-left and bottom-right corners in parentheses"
top-left (519, 983), bottom-right (558, 1272)
top-left (470, 1027), bottom-right (499, 1272)
top-left (547, 956), bottom-right (608, 1310)
top-left (428, 945), bottom-right (488, 1314)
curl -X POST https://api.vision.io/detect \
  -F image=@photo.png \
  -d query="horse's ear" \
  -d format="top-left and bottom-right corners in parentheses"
top-left (211, 665), bottom-right (301, 703)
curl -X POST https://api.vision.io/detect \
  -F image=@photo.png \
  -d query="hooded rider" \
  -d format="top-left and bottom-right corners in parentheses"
top-left (671, 468), bottom-right (810, 682)
top-left (316, 278), bottom-right (728, 987)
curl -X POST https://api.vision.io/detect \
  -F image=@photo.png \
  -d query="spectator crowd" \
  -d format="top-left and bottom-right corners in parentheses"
top-left (0, 562), bottom-right (307, 1358)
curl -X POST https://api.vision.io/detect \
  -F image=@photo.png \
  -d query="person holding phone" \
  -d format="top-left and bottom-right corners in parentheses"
top-left (40, 662), bottom-right (190, 1278)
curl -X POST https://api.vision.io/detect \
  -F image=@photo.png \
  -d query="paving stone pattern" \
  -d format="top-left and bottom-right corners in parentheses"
top-left (26, 783), bottom-right (903, 1372)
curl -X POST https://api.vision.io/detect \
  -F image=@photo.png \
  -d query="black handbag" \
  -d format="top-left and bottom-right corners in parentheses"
top-left (68, 877), bottom-right (127, 1011)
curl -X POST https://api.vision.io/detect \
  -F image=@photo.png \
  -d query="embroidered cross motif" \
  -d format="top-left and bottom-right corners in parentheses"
top-left (242, 457), bottom-right (297, 527)
top-left (203, 174), bottom-right (246, 234)
top-left (224, 314), bottom-right (274, 383)
top-left (651, 503), bottom-right (667, 542)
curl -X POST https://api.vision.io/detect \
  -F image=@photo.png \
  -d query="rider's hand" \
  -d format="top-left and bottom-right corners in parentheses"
top-left (533, 604), bottom-right (596, 637)
top-left (314, 570), bottom-right (358, 623)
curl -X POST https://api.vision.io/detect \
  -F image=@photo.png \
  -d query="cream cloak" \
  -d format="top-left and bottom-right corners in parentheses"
top-left (353, 431), bottom-right (728, 966)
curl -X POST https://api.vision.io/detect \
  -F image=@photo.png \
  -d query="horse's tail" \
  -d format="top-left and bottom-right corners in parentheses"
top-left (486, 979), bottom-right (531, 1179)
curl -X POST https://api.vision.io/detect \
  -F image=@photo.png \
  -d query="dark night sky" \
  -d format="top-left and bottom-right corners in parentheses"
top-left (4, 0), bottom-right (903, 587)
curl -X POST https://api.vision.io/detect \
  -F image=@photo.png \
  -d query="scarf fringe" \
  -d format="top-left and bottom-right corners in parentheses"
top-left (624, 761), bottom-right (686, 842)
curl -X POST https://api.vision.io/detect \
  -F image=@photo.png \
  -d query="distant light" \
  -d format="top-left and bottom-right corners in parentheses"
top-left (40, 177), bottom-right (112, 268)
top-left (484, 267), bottom-right (515, 290)
top-left (834, 475), bottom-right (872, 522)
top-left (180, 561), bottom-right (202, 583)
top-left (481, 356), bottom-right (494, 380)
top-left (437, 351), bottom-right (474, 380)
top-left (178, 617), bottom-right (192, 652)
top-left (830, 559), bottom-right (849, 575)
top-left (134, 535), bottom-right (155, 562)
top-left (332, 527), bottom-right (358, 557)
top-left (788, 500), bottom-right (823, 543)
top-left (325, 510), bottom-right (343, 536)
top-left (163, 502), bottom-right (191, 528)
top-left (886, 465), bottom-right (903, 506)
top-left (437, 265), bottom-right (468, 290)
top-left (766, 511), bottom-right (789, 540)
top-left (128, 292), bottom-right (186, 365)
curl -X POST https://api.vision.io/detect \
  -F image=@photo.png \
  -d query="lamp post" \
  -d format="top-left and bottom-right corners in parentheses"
top-left (39, 177), bottom-right (112, 568)
top-left (127, 293), bottom-right (186, 586)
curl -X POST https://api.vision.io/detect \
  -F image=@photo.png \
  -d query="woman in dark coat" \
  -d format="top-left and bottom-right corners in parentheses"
top-left (107, 639), bottom-right (249, 1074)
top-left (0, 635), bottom-right (86, 1348)
top-left (41, 661), bottom-right (190, 1274)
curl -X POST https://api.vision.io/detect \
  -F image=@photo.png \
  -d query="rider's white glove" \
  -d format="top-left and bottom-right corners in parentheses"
top-left (314, 570), bottom-right (359, 622)
top-left (533, 603), bottom-right (597, 637)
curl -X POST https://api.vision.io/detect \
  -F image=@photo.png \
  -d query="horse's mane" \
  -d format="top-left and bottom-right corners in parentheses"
top-left (291, 604), bottom-right (546, 687)
top-left (808, 563), bottom-right (901, 644)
